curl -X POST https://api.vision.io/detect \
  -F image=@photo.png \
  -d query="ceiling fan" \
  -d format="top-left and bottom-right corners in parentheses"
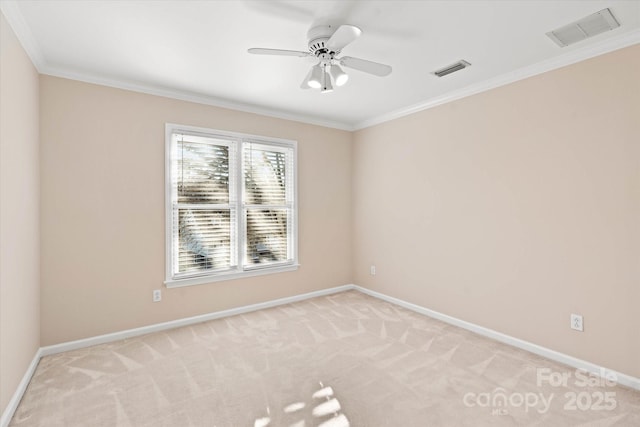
top-left (248, 24), bottom-right (392, 93)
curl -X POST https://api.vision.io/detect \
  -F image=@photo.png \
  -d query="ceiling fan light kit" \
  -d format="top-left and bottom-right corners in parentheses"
top-left (249, 24), bottom-right (392, 93)
top-left (307, 64), bottom-right (323, 89)
top-left (305, 63), bottom-right (345, 93)
top-left (330, 64), bottom-right (349, 87)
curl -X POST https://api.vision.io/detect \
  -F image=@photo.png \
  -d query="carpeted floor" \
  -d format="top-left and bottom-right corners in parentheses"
top-left (10, 290), bottom-right (640, 426)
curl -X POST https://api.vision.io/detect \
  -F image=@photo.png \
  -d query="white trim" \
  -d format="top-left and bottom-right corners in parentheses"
top-left (166, 123), bottom-right (298, 147)
top-left (165, 123), bottom-right (298, 288)
top-left (165, 263), bottom-right (300, 288)
top-left (1, 285), bottom-right (352, 425)
top-left (4, 0), bottom-right (640, 131)
top-left (352, 285), bottom-right (640, 391)
top-left (40, 284), bottom-right (355, 357)
top-left (164, 124), bottom-right (174, 285)
top-left (46, 64), bottom-right (353, 131)
top-left (42, 28), bottom-right (640, 132)
top-left (0, 0), bottom-right (348, 130)
top-left (0, 0), bottom-right (45, 71)
top-left (4, 284), bottom-right (639, 425)
top-left (354, 29), bottom-right (640, 130)
top-left (0, 348), bottom-right (42, 427)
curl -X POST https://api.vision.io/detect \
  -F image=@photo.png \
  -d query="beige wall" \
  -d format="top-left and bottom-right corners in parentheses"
top-left (6, 22), bottom-right (639, 406)
top-left (39, 76), bottom-right (352, 345)
top-left (352, 44), bottom-right (640, 378)
top-left (0, 13), bottom-right (41, 413)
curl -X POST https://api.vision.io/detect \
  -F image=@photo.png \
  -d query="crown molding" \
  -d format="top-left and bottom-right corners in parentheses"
top-left (3, 0), bottom-right (639, 133)
top-left (353, 28), bottom-right (640, 130)
top-left (40, 65), bottom-right (354, 131)
top-left (1, 1), bottom-right (352, 131)
top-left (0, 0), bottom-right (45, 70)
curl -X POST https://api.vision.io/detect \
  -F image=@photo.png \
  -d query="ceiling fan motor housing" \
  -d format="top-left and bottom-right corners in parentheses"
top-left (307, 25), bottom-right (339, 57)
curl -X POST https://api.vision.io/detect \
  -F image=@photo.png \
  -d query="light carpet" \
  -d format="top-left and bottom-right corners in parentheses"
top-left (9, 290), bottom-right (640, 426)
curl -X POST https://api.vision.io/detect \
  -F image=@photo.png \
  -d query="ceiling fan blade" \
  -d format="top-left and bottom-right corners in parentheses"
top-left (248, 48), bottom-right (311, 57)
top-left (339, 56), bottom-right (392, 77)
top-left (326, 25), bottom-right (362, 52)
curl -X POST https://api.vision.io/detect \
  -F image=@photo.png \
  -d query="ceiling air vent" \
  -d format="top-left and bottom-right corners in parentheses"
top-left (433, 60), bottom-right (471, 77)
top-left (546, 8), bottom-right (620, 47)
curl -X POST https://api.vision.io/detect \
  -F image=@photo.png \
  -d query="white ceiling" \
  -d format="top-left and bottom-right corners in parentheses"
top-left (3, 0), bottom-right (640, 130)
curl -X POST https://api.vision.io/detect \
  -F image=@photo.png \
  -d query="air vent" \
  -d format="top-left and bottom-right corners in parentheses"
top-left (433, 60), bottom-right (471, 77)
top-left (546, 8), bottom-right (620, 47)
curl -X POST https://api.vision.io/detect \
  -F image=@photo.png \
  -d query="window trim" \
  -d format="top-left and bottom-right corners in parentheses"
top-left (164, 123), bottom-right (298, 288)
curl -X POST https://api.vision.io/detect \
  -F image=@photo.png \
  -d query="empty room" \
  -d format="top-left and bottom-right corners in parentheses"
top-left (1, 0), bottom-right (639, 426)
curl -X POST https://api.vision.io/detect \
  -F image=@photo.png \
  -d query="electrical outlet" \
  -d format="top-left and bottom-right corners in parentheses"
top-left (370, 265), bottom-right (376, 276)
top-left (570, 314), bottom-right (583, 331)
top-left (153, 289), bottom-right (162, 303)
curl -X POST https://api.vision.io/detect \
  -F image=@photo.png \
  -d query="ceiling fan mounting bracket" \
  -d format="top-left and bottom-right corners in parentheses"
top-left (307, 25), bottom-right (337, 43)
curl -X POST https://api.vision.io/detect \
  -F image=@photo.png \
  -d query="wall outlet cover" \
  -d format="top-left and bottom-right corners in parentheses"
top-left (570, 313), bottom-right (583, 331)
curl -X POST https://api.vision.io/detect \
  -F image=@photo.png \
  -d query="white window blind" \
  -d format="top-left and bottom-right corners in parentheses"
top-left (243, 142), bottom-right (294, 268)
top-left (165, 124), bottom-right (297, 287)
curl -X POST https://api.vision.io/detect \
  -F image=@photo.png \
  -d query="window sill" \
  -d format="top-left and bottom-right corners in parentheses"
top-left (164, 263), bottom-right (300, 288)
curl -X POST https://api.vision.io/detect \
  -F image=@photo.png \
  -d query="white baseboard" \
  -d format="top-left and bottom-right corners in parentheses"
top-left (40, 284), bottom-right (356, 356)
top-left (0, 348), bottom-right (42, 427)
top-left (4, 282), bottom-right (639, 426)
top-left (2, 284), bottom-right (356, 425)
top-left (353, 285), bottom-right (640, 391)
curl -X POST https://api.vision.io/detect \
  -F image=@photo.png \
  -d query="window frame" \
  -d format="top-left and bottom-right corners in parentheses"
top-left (165, 123), bottom-right (298, 288)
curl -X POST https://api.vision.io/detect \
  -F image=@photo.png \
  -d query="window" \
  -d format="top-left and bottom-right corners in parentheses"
top-left (165, 124), bottom-right (297, 287)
